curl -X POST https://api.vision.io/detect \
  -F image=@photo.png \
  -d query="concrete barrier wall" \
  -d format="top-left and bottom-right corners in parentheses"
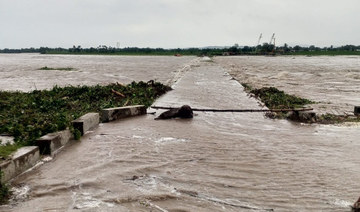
top-left (72, 113), bottom-right (100, 135)
top-left (0, 146), bottom-right (39, 183)
top-left (1, 105), bottom-right (146, 183)
top-left (36, 129), bottom-right (72, 155)
top-left (101, 105), bottom-right (146, 122)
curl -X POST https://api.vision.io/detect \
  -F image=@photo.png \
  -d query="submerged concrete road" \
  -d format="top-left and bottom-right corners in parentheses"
top-left (2, 58), bottom-right (360, 211)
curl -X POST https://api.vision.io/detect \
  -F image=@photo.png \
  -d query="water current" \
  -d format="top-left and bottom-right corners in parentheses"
top-left (0, 54), bottom-right (359, 211)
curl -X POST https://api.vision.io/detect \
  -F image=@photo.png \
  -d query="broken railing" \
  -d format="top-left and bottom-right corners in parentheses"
top-left (151, 106), bottom-right (313, 113)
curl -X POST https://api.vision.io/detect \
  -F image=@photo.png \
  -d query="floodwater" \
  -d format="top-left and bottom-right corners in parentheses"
top-left (0, 54), bottom-right (196, 91)
top-left (215, 56), bottom-right (360, 116)
top-left (0, 54), bottom-right (359, 211)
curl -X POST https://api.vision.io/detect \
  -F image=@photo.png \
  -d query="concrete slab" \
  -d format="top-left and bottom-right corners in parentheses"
top-left (72, 113), bottom-right (100, 135)
top-left (0, 146), bottom-right (39, 183)
top-left (101, 105), bottom-right (146, 122)
top-left (36, 129), bottom-right (72, 155)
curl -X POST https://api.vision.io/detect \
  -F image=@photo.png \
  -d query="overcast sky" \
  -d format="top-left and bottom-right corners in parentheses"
top-left (0, 0), bottom-right (359, 49)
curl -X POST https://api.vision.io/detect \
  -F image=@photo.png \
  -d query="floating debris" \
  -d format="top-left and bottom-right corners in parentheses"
top-left (154, 105), bottom-right (193, 120)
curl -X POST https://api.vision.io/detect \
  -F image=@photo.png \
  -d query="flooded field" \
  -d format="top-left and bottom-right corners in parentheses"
top-left (215, 56), bottom-right (360, 115)
top-left (0, 54), bottom-right (196, 91)
top-left (1, 54), bottom-right (359, 211)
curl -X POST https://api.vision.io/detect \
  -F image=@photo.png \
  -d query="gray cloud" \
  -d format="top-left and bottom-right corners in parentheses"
top-left (1, 0), bottom-right (359, 48)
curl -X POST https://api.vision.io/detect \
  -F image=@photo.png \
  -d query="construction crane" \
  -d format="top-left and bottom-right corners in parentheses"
top-left (269, 33), bottom-right (275, 45)
top-left (255, 33), bottom-right (276, 54)
top-left (256, 33), bottom-right (262, 46)
top-left (269, 33), bottom-right (276, 54)
top-left (254, 33), bottom-right (263, 54)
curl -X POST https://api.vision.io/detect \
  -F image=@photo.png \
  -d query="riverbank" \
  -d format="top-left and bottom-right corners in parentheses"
top-left (0, 81), bottom-right (170, 159)
top-left (0, 81), bottom-right (171, 203)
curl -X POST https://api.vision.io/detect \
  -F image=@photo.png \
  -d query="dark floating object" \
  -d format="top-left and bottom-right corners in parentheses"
top-left (354, 106), bottom-right (360, 116)
top-left (287, 111), bottom-right (317, 123)
top-left (154, 105), bottom-right (193, 120)
top-left (352, 197), bottom-right (360, 212)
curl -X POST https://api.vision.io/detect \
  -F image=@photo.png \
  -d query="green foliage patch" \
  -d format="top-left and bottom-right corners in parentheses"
top-left (250, 87), bottom-right (314, 109)
top-left (317, 113), bottom-right (360, 124)
top-left (246, 86), bottom-right (360, 124)
top-left (0, 172), bottom-right (10, 204)
top-left (240, 83), bottom-right (253, 92)
top-left (0, 81), bottom-right (171, 154)
top-left (0, 143), bottom-right (22, 159)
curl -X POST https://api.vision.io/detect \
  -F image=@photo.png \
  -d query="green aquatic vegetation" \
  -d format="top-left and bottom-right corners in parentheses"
top-left (240, 83), bottom-right (253, 92)
top-left (244, 86), bottom-right (315, 122)
top-left (73, 129), bottom-right (81, 140)
top-left (0, 143), bottom-right (22, 159)
top-left (0, 171), bottom-right (10, 204)
top-left (38, 66), bottom-right (75, 71)
top-left (245, 85), bottom-right (360, 124)
top-left (0, 81), bottom-right (171, 157)
top-left (250, 87), bottom-right (314, 109)
top-left (317, 113), bottom-right (360, 124)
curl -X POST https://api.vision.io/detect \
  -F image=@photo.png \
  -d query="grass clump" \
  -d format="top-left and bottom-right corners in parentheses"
top-left (240, 83), bottom-right (253, 92)
top-left (0, 81), bottom-right (171, 157)
top-left (0, 172), bottom-right (10, 204)
top-left (0, 143), bottom-right (22, 159)
top-left (38, 66), bottom-right (75, 71)
top-left (250, 87), bottom-right (314, 109)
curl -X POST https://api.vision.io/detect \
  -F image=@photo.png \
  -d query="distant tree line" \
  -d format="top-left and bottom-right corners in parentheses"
top-left (227, 43), bottom-right (360, 55)
top-left (1, 44), bottom-right (360, 56)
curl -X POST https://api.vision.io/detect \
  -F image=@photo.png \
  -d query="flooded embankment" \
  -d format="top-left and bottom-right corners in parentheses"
top-left (215, 55), bottom-right (360, 116)
top-left (0, 54), bottom-right (359, 211)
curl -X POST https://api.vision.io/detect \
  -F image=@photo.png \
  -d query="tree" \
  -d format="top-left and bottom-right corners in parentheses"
top-left (293, 45), bottom-right (301, 52)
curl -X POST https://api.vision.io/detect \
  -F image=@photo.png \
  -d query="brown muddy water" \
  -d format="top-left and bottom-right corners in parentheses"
top-left (0, 54), bottom-right (359, 211)
top-left (0, 54), bottom-right (196, 91)
top-left (215, 56), bottom-right (360, 116)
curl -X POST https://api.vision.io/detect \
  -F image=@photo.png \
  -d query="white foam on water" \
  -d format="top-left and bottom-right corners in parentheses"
top-left (10, 185), bottom-right (31, 202)
top-left (42, 156), bottom-right (53, 162)
top-left (132, 135), bottom-right (144, 139)
top-left (329, 199), bottom-right (352, 208)
top-left (72, 192), bottom-right (114, 209)
top-left (131, 175), bottom-right (177, 197)
top-left (154, 137), bottom-right (188, 144)
top-left (200, 56), bottom-right (212, 62)
top-left (133, 175), bottom-right (159, 193)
